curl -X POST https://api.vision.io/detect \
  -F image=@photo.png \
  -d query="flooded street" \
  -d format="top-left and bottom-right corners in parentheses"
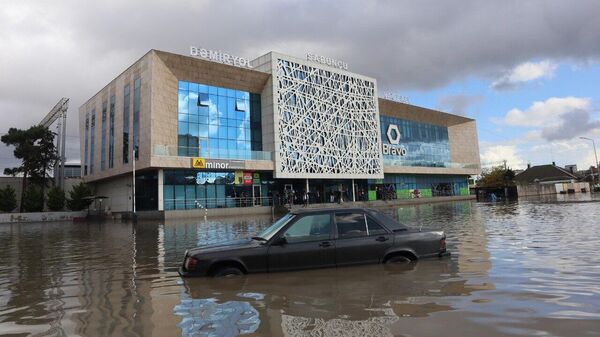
top-left (1, 198), bottom-right (600, 336)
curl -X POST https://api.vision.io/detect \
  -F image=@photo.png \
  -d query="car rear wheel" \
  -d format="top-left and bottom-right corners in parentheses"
top-left (212, 266), bottom-right (244, 278)
top-left (385, 255), bottom-right (412, 264)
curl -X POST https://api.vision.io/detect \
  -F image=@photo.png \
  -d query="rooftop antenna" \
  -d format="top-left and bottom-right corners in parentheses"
top-left (39, 98), bottom-right (69, 190)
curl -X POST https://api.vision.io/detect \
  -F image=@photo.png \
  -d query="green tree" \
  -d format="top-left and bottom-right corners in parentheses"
top-left (66, 182), bottom-right (93, 211)
top-left (47, 186), bottom-right (65, 211)
top-left (1, 125), bottom-right (58, 212)
top-left (477, 166), bottom-right (516, 188)
top-left (22, 185), bottom-right (44, 212)
top-left (0, 185), bottom-right (17, 213)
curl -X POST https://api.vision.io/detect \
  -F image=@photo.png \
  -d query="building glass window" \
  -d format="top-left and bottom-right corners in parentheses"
top-left (101, 101), bottom-right (107, 171)
top-left (198, 93), bottom-right (210, 107)
top-left (84, 114), bottom-right (89, 175)
top-left (380, 116), bottom-right (450, 168)
top-left (133, 77), bottom-right (141, 160)
top-left (163, 170), bottom-right (273, 210)
top-left (367, 174), bottom-right (470, 200)
top-left (90, 110), bottom-right (96, 174)
top-left (177, 80), bottom-right (261, 159)
top-left (109, 95), bottom-right (115, 169)
top-left (123, 84), bottom-right (130, 164)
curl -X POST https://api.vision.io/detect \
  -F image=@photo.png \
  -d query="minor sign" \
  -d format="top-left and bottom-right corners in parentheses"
top-left (191, 157), bottom-right (245, 170)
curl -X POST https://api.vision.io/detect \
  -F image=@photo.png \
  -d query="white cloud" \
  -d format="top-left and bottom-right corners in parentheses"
top-left (491, 60), bottom-right (557, 90)
top-left (523, 139), bottom-right (600, 168)
top-left (503, 96), bottom-right (591, 127)
top-left (480, 145), bottom-right (525, 169)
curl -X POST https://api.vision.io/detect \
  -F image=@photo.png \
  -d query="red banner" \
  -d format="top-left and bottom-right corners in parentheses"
top-left (243, 171), bottom-right (253, 185)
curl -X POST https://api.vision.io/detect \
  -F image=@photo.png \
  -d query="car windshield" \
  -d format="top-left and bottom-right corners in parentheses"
top-left (254, 213), bottom-right (295, 241)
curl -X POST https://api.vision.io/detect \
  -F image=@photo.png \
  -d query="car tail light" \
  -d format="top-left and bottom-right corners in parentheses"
top-left (185, 256), bottom-right (199, 271)
top-left (440, 237), bottom-right (447, 252)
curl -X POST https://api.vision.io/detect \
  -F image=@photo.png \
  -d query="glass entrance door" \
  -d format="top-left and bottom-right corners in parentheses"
top-left (253, 185), bottom-right (261, 206)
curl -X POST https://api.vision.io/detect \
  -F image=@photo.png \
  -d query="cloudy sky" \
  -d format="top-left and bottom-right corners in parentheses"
top-left (1, 0), bottom-right (600, 173)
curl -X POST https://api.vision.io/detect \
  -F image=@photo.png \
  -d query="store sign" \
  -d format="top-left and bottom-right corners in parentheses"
top-left (382, 124), bottom-right (407, 156)
top-left (191, 157), bottom-right (245, 170)
top-left (234, 170), bottom-right (244, 185)
top-left (252, 172), bottom-right (261, 184)
top-left (190, 46), bottom-right (254, 68)
top-left (243, 171), bottom-right (253, 185)
top-left (306, 53), bottom-right (348, 70)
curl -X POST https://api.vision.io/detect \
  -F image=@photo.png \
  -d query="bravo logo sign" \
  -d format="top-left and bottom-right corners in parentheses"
top-left (382, 124), bottom-right (407, 156)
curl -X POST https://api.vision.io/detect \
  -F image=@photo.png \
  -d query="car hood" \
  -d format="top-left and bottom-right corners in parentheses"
top-left (188, 238), bottom-right (261, 256)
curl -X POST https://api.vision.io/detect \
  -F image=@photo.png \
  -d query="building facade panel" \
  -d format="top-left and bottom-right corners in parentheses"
top-left (270, 53), bottom-right (383, 179)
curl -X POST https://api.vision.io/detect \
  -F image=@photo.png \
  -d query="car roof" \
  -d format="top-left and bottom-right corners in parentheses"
top-left (290, 207), bottom-right (377, 215)
top-left (290, 207), bottom-right (408, 231)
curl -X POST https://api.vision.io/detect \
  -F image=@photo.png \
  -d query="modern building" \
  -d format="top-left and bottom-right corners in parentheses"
top-left (79, 49), bottom-right (480, 213)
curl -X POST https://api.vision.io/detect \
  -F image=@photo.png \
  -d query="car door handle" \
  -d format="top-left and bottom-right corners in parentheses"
top-left (319, 241), bottom-right (332, 247)
top-left (376, 236), bottom-right (389, 242)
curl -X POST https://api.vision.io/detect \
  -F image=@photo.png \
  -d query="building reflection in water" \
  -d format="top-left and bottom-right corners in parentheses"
top-left (174, 294), bottom-right (260, 336)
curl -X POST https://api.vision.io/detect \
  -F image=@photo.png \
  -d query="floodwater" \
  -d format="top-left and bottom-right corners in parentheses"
top-left (1, 197), bottom-right (600, 337)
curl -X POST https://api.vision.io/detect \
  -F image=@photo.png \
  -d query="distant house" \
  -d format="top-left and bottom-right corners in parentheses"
top-left (514, 164), bottom-right (587, 196)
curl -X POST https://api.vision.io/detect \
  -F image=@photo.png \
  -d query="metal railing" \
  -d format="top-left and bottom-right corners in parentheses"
top-left (164, 197), bottom-right (273, 210)
top-left (153, 145), bottom-right (273, 161)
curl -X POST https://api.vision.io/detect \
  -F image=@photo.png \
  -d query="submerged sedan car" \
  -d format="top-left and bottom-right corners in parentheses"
top-left (179, 208), bottom-right (449, 277)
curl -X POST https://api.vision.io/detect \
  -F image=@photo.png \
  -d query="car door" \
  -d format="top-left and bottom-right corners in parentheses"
top-left (334, 212), bottom-right (392, 266)
top-left (267, 213), bottom-right (335, 272)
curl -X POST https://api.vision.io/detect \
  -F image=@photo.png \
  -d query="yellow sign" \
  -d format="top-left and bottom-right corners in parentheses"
top-left (192, 157), bottom-right (206, 169)
top-left (234, 170), bottom-right (244, 185)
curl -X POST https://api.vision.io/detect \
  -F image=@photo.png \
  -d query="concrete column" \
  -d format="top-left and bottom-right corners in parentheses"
top-left (352, 179), bottom-right (356, 202)
top-left (158, 169), bottom-right (164, 211)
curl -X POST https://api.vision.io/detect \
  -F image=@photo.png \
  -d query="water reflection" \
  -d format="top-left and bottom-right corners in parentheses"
top-left (174, 295), bottom-right (260, 337)
top-left (0, 199), bottom-right (599, 336)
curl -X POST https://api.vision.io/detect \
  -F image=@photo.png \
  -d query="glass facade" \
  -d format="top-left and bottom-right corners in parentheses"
top-left (133, 78), bottom-right (140, 160)
top-left (109, 95), bottom-right (115, 169)
top-left (177, 80), bottom-right (262, 159)
top-left (367, 174), bottom-right (469, 201)
top-left (163, 169), bottom-right (271, 210)
top-left (100, 101), bottom-right (107, 171)
top-left (89, 110), bottom-right (95, 174)
top-left (84, 114), bottom-right (89, 175)
top-left (123, 84), bottom-right (130, 164)
top-left (380, 116), bottom-right (450, 167)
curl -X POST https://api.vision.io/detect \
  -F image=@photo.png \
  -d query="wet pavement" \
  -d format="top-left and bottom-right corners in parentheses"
top-left (1, 196), bottom-right (599, 336)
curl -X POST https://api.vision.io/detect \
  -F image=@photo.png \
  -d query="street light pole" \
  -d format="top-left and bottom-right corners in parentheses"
top-left (580, 137), bottom-right (599, 190)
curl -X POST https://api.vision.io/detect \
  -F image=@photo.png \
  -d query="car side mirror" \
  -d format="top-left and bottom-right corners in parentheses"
top-left (272, 236), bottom-right (287, 246)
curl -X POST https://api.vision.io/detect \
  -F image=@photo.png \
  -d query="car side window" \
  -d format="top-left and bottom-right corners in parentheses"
top-left (366, 216), bottom-right (388, 236)
top-left (336, 213), bottom-right (367, 239)
top-left (282, 214), bottom-right (331, 243)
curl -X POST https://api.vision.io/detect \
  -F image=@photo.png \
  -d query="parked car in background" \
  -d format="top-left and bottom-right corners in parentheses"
top-left (179, 208), bottom-right (449, 277)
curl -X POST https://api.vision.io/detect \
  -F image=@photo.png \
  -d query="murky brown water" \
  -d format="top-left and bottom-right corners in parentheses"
top-left (1, 197), bottom-right (600, 336)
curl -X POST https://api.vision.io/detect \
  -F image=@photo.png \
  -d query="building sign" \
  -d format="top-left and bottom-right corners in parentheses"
top-left (252, 172), bottom-right (261, 184)
top-left (191, 157), bottom-right (245, 170)
top-left (190, 46), bottom-right (254, 68)
top-left (243, 171), bottom-right (253, 185)
top-left (306, 53), bottom-right (348, 70)
top-left (382, 124), bottom-right (407, 156)
top-left (381, 92), bottom-right (410, 104)
top-left (234, 170), bottom-right (244, 185)
top-left (192, 157), bottom-right (206, 168)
